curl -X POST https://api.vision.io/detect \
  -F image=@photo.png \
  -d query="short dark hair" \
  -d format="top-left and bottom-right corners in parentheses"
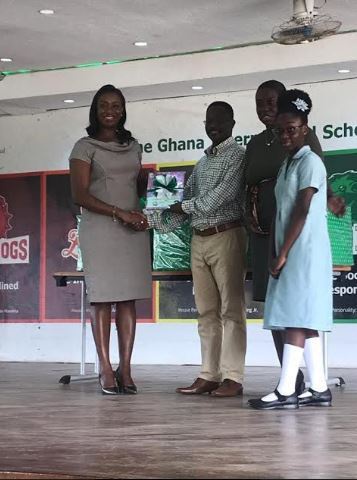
top-left (207, 101), bottom-right (234, 119)
top-left (86, 84), bottom-right (134, 144)
top-left (257, 80), bottom-right (286, 96)
top-left (277, 88), bottom-right (312, 122)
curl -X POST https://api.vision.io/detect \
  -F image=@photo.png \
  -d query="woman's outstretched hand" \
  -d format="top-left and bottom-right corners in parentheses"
top-left (117, 210), bottom-right (148, 230)
top-left (130, 212), bottom-right (149, 231)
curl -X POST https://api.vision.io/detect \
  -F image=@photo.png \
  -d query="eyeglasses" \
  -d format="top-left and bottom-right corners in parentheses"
top-left (273, 125), bottom-right (305, 136)
top-left (203, 119), bottom-right (232, 127)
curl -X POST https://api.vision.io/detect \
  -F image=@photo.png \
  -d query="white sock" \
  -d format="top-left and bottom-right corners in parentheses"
top-left (301, 336), bottom-right (327, 396)
top-left (262, 344), bottom-right (304, 402)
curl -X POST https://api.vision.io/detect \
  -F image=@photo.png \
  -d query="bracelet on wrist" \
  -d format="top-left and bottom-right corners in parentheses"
top-left (112, 205), bottom-right (118, 223)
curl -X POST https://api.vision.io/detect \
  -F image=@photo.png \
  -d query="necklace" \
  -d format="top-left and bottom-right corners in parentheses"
top-left (265, 129), bottom-right (276, 147)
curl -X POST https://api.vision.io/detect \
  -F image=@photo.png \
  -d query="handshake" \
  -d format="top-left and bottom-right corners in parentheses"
top-left (117, 210), bottom-right (149, 231)
top-left (114, 201), bottom-right (185, 232)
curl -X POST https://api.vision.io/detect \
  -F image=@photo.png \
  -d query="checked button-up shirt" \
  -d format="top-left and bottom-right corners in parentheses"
top-left (148, 136), bottom-right (246, 232)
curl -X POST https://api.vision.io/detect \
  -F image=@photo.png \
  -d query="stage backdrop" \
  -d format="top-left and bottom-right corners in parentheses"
top-left (0, 155), bottom-right (355, 325)
top-left (0, 78), bottom-right (356, 366)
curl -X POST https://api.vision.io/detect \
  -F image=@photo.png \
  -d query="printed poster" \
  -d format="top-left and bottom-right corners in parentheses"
top-left (45, 173), bottom-right (83, 320)
top-left (157, 279), bottom-right (263, 322)
top-left (0, 175), bottom-right (41, 322)
top-left (325, 151), bottom-right (357, 321)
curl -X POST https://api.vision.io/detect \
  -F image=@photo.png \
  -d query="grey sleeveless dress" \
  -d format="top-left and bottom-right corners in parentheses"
top-left (69, 137), bottom-right (151, 303)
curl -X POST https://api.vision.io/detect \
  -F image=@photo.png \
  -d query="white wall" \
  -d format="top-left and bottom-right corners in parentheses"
top-left (1, 78), bottom-right (357, 173)
top-left (0, 322), bottom-right (355, 368)
top-left (0, 78), bottom-right (356, 367)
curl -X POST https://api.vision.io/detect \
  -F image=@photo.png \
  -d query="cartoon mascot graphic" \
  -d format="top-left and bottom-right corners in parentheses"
top-left (0, 195), bottom-right (13, 238)
top-left (0, 196), bottom-right (29, 264)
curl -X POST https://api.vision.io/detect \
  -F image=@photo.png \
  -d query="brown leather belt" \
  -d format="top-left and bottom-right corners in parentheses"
top-left (193, 220), bottom-right (244, 237)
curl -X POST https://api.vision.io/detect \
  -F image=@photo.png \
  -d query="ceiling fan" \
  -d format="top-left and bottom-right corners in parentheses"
top-left (271, 0), bottom-right (342, 45)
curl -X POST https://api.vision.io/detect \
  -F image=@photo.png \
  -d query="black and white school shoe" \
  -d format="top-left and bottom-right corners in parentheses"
top-left (248, 389), bottom-right (299, 410)
top-left (298, 388), bottom-right (332, 407)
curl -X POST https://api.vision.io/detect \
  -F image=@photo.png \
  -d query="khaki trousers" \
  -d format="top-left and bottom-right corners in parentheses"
top-left (191, 227), bottom-right (247, 383)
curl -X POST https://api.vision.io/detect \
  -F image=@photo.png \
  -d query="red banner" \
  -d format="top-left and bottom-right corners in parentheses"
top-left (0, 174), bottom-right (41, 322)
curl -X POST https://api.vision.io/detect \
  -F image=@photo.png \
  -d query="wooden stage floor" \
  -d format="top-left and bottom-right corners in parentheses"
top-left (0, 363), bottom-right (356, 479)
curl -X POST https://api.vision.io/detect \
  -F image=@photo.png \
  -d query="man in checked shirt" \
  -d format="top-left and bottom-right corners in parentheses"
top-left (147, 101), bottom-right (247, 397)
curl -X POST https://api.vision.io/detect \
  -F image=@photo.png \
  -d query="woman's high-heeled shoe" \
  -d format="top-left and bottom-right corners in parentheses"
top-left (99, 374), bottom-right (120, 396)
top-left (114, 367), bottom-right (138, 395)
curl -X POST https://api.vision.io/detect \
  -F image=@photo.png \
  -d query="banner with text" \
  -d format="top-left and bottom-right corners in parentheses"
top-left (0, 175), bottom-right (41, 322)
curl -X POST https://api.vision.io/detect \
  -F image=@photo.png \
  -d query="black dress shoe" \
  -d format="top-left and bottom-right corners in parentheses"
top-left (249, 389), bottom-right (299, 410)
top-left (115, 367), bottom-right (138, 395)
top-left (298, 388), bottom-right (332, 407)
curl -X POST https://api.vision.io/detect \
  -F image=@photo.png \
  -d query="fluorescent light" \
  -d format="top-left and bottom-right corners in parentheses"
top-left (0, 58), bottom-right (12, 62)
top-left (64, 99), bottom-right (75, 103)
top-left (338, 69), bottom-right (350, 73)
top-left (39, 9), bottom-right (55, 15)
top-left (192, 86), bottom-right (203, 90)
top-left (134, 41), bottom-right (147, 47)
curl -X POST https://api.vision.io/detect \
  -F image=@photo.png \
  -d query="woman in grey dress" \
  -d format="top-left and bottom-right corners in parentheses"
top-left (69, 85), bottom-right (151, 395)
